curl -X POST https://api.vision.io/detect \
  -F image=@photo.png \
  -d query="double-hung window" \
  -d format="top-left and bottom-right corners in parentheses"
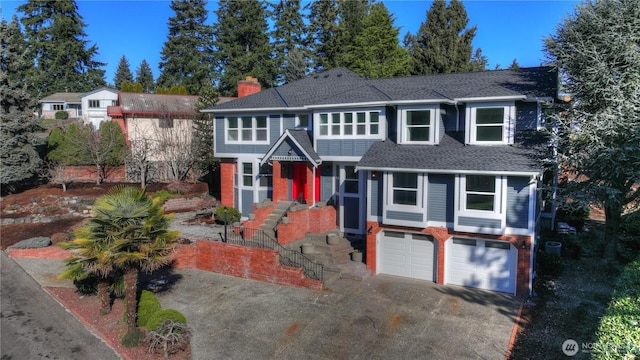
top-left (89, 100), bottom-right (100, 108)
top-left (467, 102), bottom-right (514, 144)
top-left (316, 111), bottom-right (381, 137)
top-left (227, 116), bottom-right (268, 143)
top-left (464, 175), bottom-right (497, 212)
top-left (53, 104), bottom-right (64, 111)
top-left (392, 172), bottom-right (419, 206)
top-left (399, 106), bottom-right (437, 144)
top-left (242, 162), bottom-right (253, 186)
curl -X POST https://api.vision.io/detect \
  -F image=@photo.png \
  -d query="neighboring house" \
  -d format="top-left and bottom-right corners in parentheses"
top-left (80, 87), bottom-right (118, 128)
top-left (39, 92), bottom-right (83, 119)
top-left (106, 87), bottom-right (247, 181)
top-left (203, 67), bottom-right (558, 296)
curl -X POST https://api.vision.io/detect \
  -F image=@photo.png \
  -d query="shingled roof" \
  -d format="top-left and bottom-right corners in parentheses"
top-left (205, 66), bottom-right (557, 112)
top-left (356, 131), bottom-right (550, 174)
top-left (39, 92), bottom-right (82, 103)
top-left (117, 92), bottom-right (199, 117)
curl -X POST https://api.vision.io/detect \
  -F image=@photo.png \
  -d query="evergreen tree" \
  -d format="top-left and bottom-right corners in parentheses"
top-left (192, 84), bottom-right (219, 180)
top-left (158, 0), bottom-right (215, 95)
top-left (0, 18), bottom-right (43, 188)
top-left (469, 48), bottom-right (488, 71)
top-left (409, 0), bottom-right (477, 75)
top-left (17, 0), bottom-right (106, 98)
top-left (271, 0), bottom-right (308, 84)
top-left (544, 0), bottom-right (640, 261)
top-left (306, 0), bottom-right (340, 71)
top-left (508, 59), bottom-right (520, 70)
top-left (335, 0), bottom-right (369, 65)
top-left (344, 3), bottom-right (410, 78)
top-left (114, 55), bottom-right (134, 90)
top-left (135, 59), bottom-right (155, 93)
top-left (214, 0), bottom-right (275, 96)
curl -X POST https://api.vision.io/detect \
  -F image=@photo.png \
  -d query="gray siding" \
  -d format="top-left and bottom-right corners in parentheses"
top-left (316, 138), bottom-right (378, 157)
top-left (458, 216), bottom-right (501, 229)
top-left (283, 113), bottom-right (295, 130)
top-left (214, 115), bottom-right (280, 155)
top-left (386, 210), bottom-right (424, 222)
top-left (386, 106), bottom-right (397, 143)
top-left (441, 104), bottom-right (458, 132)
top-left (320, 163), bottom-right (333, 202)
top-left (506, 176), bottom-right (530, 229)
top-left (241, 189), bottom-right (253, 217)
top-left (428, 174), bottom-right (454, 223)
top-left (258, 190), bottom-right (270, 203)
top-left (516, 102), bottom-right (538, 130)
top-left (273, 138), bottom-right (307, 158)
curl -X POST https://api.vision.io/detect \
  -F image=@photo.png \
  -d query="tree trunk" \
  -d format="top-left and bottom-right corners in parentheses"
top-left (123, 266), bottom-right (138, 333)
top-left (603, 201), bottom-right (622, 262)
top-left (95, 164), bottom-right (102, 185)
top-left (97, 280), bottom-right (111, 315)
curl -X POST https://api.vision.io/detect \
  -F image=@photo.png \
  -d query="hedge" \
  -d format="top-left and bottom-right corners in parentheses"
top-left (592, 258), bottom-right (640, 358)
top-left (137, 290), bottom-right (162, 327)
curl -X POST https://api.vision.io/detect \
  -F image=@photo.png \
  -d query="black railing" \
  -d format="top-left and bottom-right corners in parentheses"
top-left (218, 227), bottom-right (323, 281)
top-left (273, 201), bottom-right (297, 233)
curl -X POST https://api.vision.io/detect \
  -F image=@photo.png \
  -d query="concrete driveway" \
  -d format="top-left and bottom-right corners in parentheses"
top-left (156, 269), bottom-right (520, 360)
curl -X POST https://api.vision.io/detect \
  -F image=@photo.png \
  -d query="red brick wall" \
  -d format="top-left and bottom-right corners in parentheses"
top-left (276, 205), bottom-right (336, 245)
top-left (219, 160), bottom-right (235, 207)
top-left (237, 79), bottom-right (261, 98)
top-left (242, 203), bottom-right (274, 229)
top-left (60, 165), bottom-right (127, 183)
top-left (171, 240), bottom-right (322, 289)
top-left (272, 161), bottom-right (289, 202)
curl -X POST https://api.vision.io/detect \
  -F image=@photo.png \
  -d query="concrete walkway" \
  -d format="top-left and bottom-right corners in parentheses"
top-left (7, 244), bottom-right (521, 360)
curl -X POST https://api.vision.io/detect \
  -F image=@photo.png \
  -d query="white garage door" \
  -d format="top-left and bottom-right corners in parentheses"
top-left (446, 238), bottom-right (516, 294)
top-left (378, 231), bottom-right (436, 281)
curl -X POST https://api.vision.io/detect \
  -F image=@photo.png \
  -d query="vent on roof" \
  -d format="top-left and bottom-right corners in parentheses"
top-left (337, 73), bottom-right (342, 77)
top-left (323, 74), bottom-right (329, 78)
top-left (313, 75), bottom-right (319, 79)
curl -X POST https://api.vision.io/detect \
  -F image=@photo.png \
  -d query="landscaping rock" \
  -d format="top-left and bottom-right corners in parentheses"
top-left (10, 236), bottom-right (52, 249)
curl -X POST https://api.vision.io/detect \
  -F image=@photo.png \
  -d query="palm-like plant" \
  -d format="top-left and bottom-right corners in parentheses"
top-left (60, 186), bottom-right (178, 341)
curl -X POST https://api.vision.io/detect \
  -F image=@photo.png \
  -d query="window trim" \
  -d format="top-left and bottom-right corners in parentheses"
top-left (88, 99), bottom-right (100, 108)
top-left (385, 171), bottom-right (425, 211)
top-left (465, 102), bottom-right (515, 145)
top-left (398, 105), bottom-right (439, 145)
top-left (226, 115), bottom-right (270, 144)
top-left (315, 110), bottom-right (381, 139)
top-left (459, 175), bottom-right (503, 216)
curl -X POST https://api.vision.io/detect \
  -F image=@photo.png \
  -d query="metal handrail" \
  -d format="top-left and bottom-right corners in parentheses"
top-left (218, 227), bottom-right (323, 281)
top-left (272, 200), bottom-right (297, 233)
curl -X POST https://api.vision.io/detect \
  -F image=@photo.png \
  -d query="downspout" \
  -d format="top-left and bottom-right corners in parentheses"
top-left (454, 101), bottom-right (460, 132)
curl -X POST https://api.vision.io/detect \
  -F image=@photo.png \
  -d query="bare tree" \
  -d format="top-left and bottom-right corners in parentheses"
top-left (126, 137), bottom-right (154, 189)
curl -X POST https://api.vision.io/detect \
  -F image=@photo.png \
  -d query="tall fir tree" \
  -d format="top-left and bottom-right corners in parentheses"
top-left (17, 0), bottom-right (106, 98)
top-left (135, 59), bottom-right (155, 93)
top-left (335, 0), bottom-right (369, 65)
top-left (113, 55), bottom-right (134, 90)
top-left (408, 0), bottom-right (477, 75)
top-left (271, 0), bottom-right (308, 84)
top-left (214, 0), bottom-right (275, 96)
top-left (0, 19), bottom-right (43, 188)
top-left (157, 0), bottom-right (215, 95)
top-left (306, 0), bottom-right (340, 72)
top-left (343, 3), bottom-right (410, 78)
top-left (469, 48), bottom-right (488, 71)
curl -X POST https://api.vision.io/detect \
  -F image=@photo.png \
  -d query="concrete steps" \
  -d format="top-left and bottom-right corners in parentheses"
top-left (285, 232), bottom-right (370, 284)
top-left (259, 201), bottom-right (292, 239)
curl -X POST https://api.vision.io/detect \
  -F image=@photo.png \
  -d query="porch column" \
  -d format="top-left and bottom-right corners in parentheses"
top-left (272, 161), bottom-right (289, 202)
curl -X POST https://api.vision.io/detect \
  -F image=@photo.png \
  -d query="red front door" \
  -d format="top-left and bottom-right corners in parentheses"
top-left (292, 163), bottom-right (307, 203)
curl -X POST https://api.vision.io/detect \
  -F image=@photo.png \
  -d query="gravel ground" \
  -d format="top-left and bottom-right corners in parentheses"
top-left (169, 212), bottom-right (226, 242)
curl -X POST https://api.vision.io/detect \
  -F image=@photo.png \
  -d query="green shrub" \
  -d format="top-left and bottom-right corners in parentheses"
top-left (54, 111), bottom-right (69, 120)
top-left (121, 328), bottom-right (144, 348)
top-left (592, 258), bottom-right (640, 358)
top-left (537, 250), bottom-right (564, 278)
top-left (137, 290), bottom-right (161, 327)
top-left (151, 190), bottom-right (179, 205)
top-left (146, 309), bottom-right (187, 333)
top-left (215, 206), bottom-right (241, 224)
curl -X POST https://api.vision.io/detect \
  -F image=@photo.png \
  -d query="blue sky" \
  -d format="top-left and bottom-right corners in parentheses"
top-left (0, 0), bottom-right (579, 86)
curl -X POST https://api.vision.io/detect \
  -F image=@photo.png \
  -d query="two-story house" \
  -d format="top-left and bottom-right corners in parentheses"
top-left (203, 67), bottom-right (557, 296)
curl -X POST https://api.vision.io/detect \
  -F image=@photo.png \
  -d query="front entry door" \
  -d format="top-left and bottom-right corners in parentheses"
top-left (292, 162), bottom-right (307, 203)
top-left (338, 164), bottom-right (364, 235)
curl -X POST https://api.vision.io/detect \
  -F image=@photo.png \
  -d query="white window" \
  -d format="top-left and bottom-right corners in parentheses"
top-left (53, 104), bottom-right (64, 111)
top-left (392, 172), bottom-right (419, 206)
top-left (317, 111), bottom-right (380, 138)
top-left (227, 116), bottom-right (269, 143)
top-left (399, 106), bottom-right (438, 144)
top-left (89, 100), bottom-right (100, 108)
top-left (242, 162), bottom-right (253, 186)
top-left (466, 102), bottom-right (515, 144)
top-left (464, 175), bottom-right (497, 212)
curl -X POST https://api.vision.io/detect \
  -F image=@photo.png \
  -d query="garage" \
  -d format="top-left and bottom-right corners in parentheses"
top-left (377, 231), bottom-right (436, 281)
top-left (446, 237), bottom-right (517, 294)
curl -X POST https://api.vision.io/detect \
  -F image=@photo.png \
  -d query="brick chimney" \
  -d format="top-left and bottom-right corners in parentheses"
top-left (237, 76), bottom-right (261, 97)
